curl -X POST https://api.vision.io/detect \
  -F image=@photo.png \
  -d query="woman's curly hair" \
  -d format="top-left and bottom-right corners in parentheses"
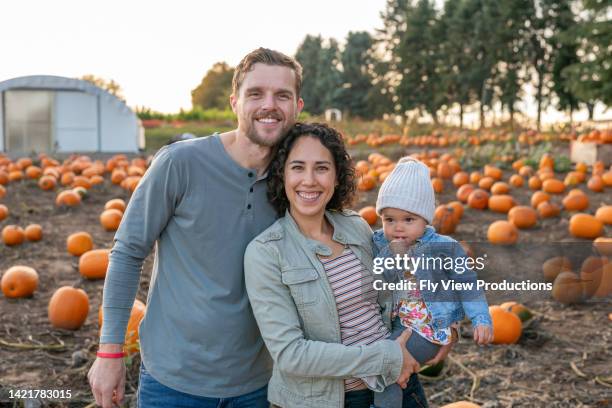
top-left (267, 122), bottom-right (356, 216)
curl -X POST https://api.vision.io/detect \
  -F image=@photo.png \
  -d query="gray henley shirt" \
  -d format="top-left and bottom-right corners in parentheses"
top-left (100, 134), bottom-right (277, 397)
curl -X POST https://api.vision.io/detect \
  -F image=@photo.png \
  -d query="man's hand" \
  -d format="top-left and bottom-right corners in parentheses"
top-left (87, 344), bottom-right (126, 408)
top-left (473, 325), bottom-right (493, 345)
top-left (394, 328), bottom-right (420, 388)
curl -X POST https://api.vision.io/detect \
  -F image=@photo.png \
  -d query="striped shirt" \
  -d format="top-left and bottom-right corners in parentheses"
top-left (320, 248), bottom-right (390, 392)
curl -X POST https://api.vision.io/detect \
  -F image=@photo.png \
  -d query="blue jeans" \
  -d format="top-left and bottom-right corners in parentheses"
top-left (137, 363), bottom-right (269, 408)
top-left (344, 374), bottom-right (428, 408)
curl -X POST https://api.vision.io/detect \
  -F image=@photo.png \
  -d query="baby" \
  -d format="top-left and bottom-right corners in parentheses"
top-left (367, 156), bottom-right (493, 408)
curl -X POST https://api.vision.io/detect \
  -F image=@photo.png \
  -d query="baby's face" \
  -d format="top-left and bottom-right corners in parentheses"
top-left (381, 208), bottom-right (427, 246)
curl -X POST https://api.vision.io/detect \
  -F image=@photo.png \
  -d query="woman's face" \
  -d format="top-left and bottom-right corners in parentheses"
top-left (284, 136), bottom-right (337, 220)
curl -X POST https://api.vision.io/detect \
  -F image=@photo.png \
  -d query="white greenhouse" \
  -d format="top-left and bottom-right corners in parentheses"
top-left (0, 75), bottom-right (144, 154)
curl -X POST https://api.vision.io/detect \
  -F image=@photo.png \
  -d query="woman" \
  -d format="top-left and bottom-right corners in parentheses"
top-left (244, 123), bottom-right (433, 408)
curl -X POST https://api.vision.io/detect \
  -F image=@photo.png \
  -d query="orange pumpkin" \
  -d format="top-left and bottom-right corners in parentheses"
top-left (1, 265), bottom-right (39, 298)
top-left (55, 190), bottom-right (81, 207)
top-left (528, 176), bottom-right (542, 190)
top-left (489, 305), bottom-right (522, 344)
top-left (440, 402), bottom-right (481, 408)
top-left (530, 191), bottom-right (550, 208)
top-left (357, 175), bottom-right (376, 191)
top-left (484, 165), bottom-right (503, 180)
top-left (100, 209), bottom-right (123, 231)
top-left (542, 256), bottom-right (572, 281)
top-left (452, 171), bottom-right (469, 187)
top-left (24, 224), bottom-right (43, 241)
top-left (487, 221), bottom-right (518, 245)
top-left (358, 206), bottom-right (378, 226)
top-left (447, 201), bottom-right (464, 223)
top-left (79, 249), bottom-right (110, 279)
top-left (537, 201), bottom-right (560, 218)
top-left (569, 213), bottom-right (603, 239)
top-left (508, 206), bottom-right (537, 229)
top-left (431, 177), bottom-right (444, 193)
top-left (98, 299), bottom-right (146, 354)
top-left (488, 195), bottom-right (516, 213)
top-left (587, 176), bottom-right (604, 192)
top-left (580, 256), bottom-right (608, 299)
top-left (519, 166), bottom-right (534, 177)
top-left (456, 184), bottom-right (475, 203)
top-left (593, 237), bottom-right (612, 256)
top-left (509, 174), bottom-right (524, 187)
top-left (552, 271), bottom-right (583, 304)
top-left (0, 184), bottom-right (5, 199)
top-left (38, 175), bottom-right (57, 191)
top-left (48, 286), bottom-right (90, 330)
top-left (490, 181), bottom-right (510, 195)
top-left (67, 232), bottom-right (94, 256)
top-left (2, 225), bottom-right (25, 246)
top-left (469, 171), bottom-right (482, 184)
top-left (433, 205), bottom-right (457, 234)
top-left (0, 204), bottom-right (8, 222)
top-left (25, 165), bottom-right (42, 179)
top-left (562, 192), bottom-right (589, 212)
top-left (499, 301), bottom-right (533, 322)
top-left (467, 189), bottom-right (489, 210)
top-left (477, 176), bottom-right (495, 191)
top-left (104, 198), bottom-right (127, 213)
top-left (542, 179), bottom-right (565, 194)
top-left (595, 205), bottom-right (612, 224)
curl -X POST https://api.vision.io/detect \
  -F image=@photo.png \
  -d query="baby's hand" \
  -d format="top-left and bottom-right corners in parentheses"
top-left (473, 325), bottom-right (493, 345)
top-left (389, 239), bottom-right (409, 255)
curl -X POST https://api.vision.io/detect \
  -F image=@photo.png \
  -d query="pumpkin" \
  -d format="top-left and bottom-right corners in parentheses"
top-left (452, 171), bottom-right (469, 187)
top-left (433, 205), bottom-right (457, 234)
top-left (79, 249), bottom-right (110, 279)
top-left (447, 201), bottom-right (464, 223)
top-left (440, 402), bottom-right (481, 408)
top-left (71, 175), bottom-right (92, 190)
top-left (519, 166), bottom-right (534, 177)
top-left (552, 271), bottom-right (583, 304)
top-left (467, 189), bottom-right (489, 210)
top-left (60, 172), bottom-right (75, 186)
top-left (530, 191), bottom-right (550, 208)
top-left (575, 162), bottom-right (588, 173)
top-left (602, 171), bottom-right (612, 187)
top-left (484, 165), bottom-right (502, 180)
top-left (595, 205), bottom-right (612, 224)
top-left (477, 176), bottom-right (495, 191)
top-left (491, 181), bottom-right (511, 195)
top-left (25, 165), bottom-right (42, 179)
top-left (55, 190), bottom-right (81, 207)
top-left (98, 299), bottom-right (146, 354)
top-left (0, 184), bottom-right (6, 199)
top-left (358, 206), bottom-right (378, 226)
top-left (509, 174), bottom-right (524, 187)
top-left (593, 264), bottom-right (612, 297)
top-left (542, 179), bottom-right (565, 194)
top-left (8, 170), bottom-right (24, 182)
top-left (489, 305), bottom-right (522, 344)
top-left (542, 256), bottom-right (572, 282)
top-left (437, 162), bottom-right (452, 179)
top-left (528, 176), bottom-right (542, 190)
top-left (2, 225), bottom-right (25, 246)
top-left (100, 209), bottom-right (123, 231)
top-left (569, 213), bottom-right (603, 239)
top-left (1, 265), bottom-right (39, 298)
top-left (488, 195), bottom-right (516, 213)
top-left (0, 204), bottom-right (8, 222)
top-left (593, 237), bottom-right (612, 256)
top-left (499, 301), bottom-right (533, 322)
top-left (487, 221), bottom-right (518, 245)
top-left (539, 153), bottom-right (554, 169)
top-left (66, 232), bottom-right (94, 256)
top-left (48, 286), bottom-right (90, 330)
top-left (24, 224), bottom-right (43, 241)
top-left (90, 175), bottom-right (105, 185)
top-left (537, 201), bottom-right (560, 218)
top-left (105, 198), bottom-right (127, 213)
top-left (469, 171), bottom-right (482, 184)
top-left (431, 177), bottom-right (444, 193)
top-left (508, 206), bottom-right (537, 229)
top-left (580, 257), bottom-right (608, 299)
top-left (38, 175), bottom-right (57, 191)
top-left (587, 176), bottom-right (604, 192)
top-left (562, 192), bottom-right (589, 212)
top-left (357, 175), bottom-right (376, 191)
top-left (456, 184), bottom-right (475, 203)
top-left (111, 169), bottom-right (127, 185)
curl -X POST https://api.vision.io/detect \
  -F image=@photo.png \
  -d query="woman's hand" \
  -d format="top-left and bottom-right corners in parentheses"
top-left (395, 328), bottom-right (420, 388)
top-left (473, 325), bottom-right (493, 345)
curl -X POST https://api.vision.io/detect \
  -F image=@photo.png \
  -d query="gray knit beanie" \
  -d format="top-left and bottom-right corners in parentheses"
top-left (375, 156), bottom-right (435, 224)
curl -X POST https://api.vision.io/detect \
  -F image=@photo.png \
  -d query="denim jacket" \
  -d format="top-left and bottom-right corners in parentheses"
top-left (244, 210), bottom-right (403, 408)
top-left (372, 226), bottom-right (492, 330)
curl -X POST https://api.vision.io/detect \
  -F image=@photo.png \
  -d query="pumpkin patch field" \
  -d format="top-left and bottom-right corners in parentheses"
top-left (0, 136), bottom-right (611, 407)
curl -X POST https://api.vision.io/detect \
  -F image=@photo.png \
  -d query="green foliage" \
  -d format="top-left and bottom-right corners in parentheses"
top-left (80, 74), bottom-right (125, 101)
top-left (136, 106), bottom-right (235, 122)
top-left (191, 62), bottom-right (235, 110)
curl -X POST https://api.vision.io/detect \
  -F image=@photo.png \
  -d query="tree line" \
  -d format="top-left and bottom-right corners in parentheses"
top-left (191, 0), bottom-right (610, 128)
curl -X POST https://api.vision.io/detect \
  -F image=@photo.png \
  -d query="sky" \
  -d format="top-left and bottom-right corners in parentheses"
top-left (1, 0), bottom-right (386, 113)
top-left (1, 0), bottom-right (608, 126)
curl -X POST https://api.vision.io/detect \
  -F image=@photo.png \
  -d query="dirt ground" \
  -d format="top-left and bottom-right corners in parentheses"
top-left (0, 148), bottom-right (610, 408)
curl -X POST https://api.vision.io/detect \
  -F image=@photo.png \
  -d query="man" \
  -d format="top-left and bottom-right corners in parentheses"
top-left (88, 48), bottom-right (304, 408)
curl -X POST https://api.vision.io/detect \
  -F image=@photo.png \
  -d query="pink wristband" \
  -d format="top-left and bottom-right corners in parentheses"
top-left (96, 351), bottom-right (126, 358)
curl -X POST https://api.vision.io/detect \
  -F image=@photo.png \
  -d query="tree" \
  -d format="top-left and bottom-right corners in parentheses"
top-left (80, 75), bottom-right (125, 101)
top-left (295, 35), bottom-right (325, 114)
top-left (191, 62), bottom-right (234, 110)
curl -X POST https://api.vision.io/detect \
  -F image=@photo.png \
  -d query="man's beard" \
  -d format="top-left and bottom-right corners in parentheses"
top-left (245, 120), bottom-right (292, 147)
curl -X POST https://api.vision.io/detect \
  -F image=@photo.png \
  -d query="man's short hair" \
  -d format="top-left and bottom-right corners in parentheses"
top-left (232, 48), bottom-right (303, 99)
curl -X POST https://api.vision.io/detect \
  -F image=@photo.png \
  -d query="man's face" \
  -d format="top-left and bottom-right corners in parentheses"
top-left (230, 63), bottom-right (304, 147)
